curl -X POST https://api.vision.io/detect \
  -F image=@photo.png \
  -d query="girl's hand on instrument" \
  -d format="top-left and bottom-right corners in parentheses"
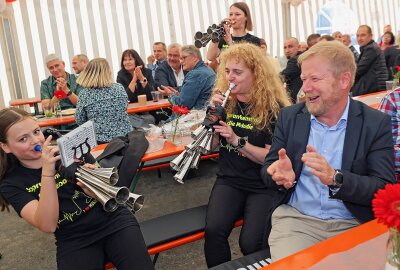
top-left (41, 135), bottom-right (61, 176)
top-left (76, 164), bottom-right (99, 197)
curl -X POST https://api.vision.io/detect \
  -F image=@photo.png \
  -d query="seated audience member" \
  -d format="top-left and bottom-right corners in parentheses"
top-left (261, 41), bottom-right (395, 261)
top-left (378, 89), bottom-right (400, 183)
top-left (117, 49), bottom-right (154, 103)
top-left (75, 58), bottom-right (133, 144)
top-left (379, 31), bottom-right (395, 52)
top-left (281, 37), bottom-right (302, 102)
top-left (40, 54), bottom-right (82, 110)
top-left (0, 108), bottom-right (154, 270)
top-left (351, 25), bottom-right (388, 96)
top-left (147, 42), bottom-right (167, 79)
top-left (319, 35), bottom-right (335, 42)
top-left (385, 35), bottom-right (400, 80)
top-left (155, 43), bottom-right (187, 90)
top-left (332, 31), bottom-right (343, 42)
top-left (279, 37), bottom-right (300, 70)
top-left (306, 33), bottom-right (321, 48)
top-left (377, 24), bottom-right (392, 44)
top-left (71, 54), bottom-right (89, 75)
top-left (260, 38), bottom-right (268, 55)
top-left (342, 34), bottom-right (360, 60)
top-left (207, 2), bottom-right (261, 62)
top-left (299, 42), bottom-right (308, 52)
top-left (158, 45), bottom-right (215, 110)
top-left (204, 43), bottom-right (291, 268)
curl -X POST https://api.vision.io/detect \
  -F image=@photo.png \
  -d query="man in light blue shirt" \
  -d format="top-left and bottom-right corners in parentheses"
top-left (147, 42), bottom-right (167, 79)
top-left (262, 41), bottom-right (394, 261)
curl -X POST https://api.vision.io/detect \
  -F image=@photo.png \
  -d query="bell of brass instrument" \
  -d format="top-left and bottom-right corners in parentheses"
top-left (75, 166), bottom-right (145, 213)
top-left (171, 82), bottom-right (235, 183)
top-left (194, 21), bottom-right (232, 48)
top-left (126, 193), bottom-right (145, 213)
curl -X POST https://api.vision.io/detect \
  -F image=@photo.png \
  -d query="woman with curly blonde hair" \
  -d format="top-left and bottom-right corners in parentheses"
top-left (204, 43), bottom-right (291, 267)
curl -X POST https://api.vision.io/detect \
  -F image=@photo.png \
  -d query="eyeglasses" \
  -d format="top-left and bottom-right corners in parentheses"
top-left (180, 55), bottom-right (191, 61)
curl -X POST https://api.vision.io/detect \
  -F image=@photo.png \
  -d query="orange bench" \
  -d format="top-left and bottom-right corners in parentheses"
top-left (105, 205), bottom-right (243, 269)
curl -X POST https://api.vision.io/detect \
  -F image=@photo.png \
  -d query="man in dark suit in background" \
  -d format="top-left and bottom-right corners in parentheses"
top-left (281, 37), bottom-right (303, 103)
top-left (262, 41), bottom-right (394, 262)
top-left (351, 25), bottom-right (388, 96)
top-left (155, 43), bottom-right (187, 91)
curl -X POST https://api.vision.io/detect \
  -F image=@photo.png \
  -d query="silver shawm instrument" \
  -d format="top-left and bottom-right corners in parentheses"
top-left (194, 21), bottom-right (232, 48)
top-left (75, 166), bottom-right (144, 213)
top-left (171, 82), bottom-right (235, 184)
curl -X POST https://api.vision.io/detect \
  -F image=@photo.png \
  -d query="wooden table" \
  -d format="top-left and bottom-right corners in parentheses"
top-left (37, 99), bottom-right (172, 127)
top-left (9, 97), bottom-right (42, 115)
top-left (353, 90), bottom-right (388, 109)
top-left (264, 219), bottom-right (388, 269)
top-left (127, 98), bottom-right (171, 114)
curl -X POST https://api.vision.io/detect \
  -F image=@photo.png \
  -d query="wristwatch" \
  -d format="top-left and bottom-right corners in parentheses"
top-left (329, 169), bottom-right (344, 188)
top-left (236, 137), bottom-right (248, 149)
top-left (66, 90), bottom-right (72, 97)
top-left (139, 78), bottom-right (148, 83)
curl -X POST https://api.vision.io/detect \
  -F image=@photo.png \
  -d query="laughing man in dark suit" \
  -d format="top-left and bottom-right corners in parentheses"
top-left (261, 41), bottom-right (395, 261)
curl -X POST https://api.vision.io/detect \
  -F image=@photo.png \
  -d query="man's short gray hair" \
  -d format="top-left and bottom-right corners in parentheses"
top-left (168, 43), bottom-right (182, 51)
top-left (181, 45), bottom-right (202, 60)
top-left (45, 53), bottom-right (62, 65)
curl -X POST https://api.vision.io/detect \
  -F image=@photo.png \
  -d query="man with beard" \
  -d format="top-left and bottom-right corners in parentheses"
top-left (155, 43), bottom-right (187, 90)
top-left (261, 41), bottom-right (394, 262)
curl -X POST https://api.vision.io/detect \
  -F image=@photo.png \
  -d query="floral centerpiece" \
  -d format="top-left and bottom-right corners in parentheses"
top-left (372, 183), bottom-right (400, 269)
top-left (54, 89), bottom-right (67, 99)
top-left (52, 89), bottom-right (66, 117)
top-left (392, 66), bottom-right (400, 89)
top-left (171, 105), bottom-right (190, 143)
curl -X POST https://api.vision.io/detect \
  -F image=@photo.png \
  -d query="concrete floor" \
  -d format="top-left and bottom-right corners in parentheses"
top-left (0, 160), bottom-right (243, 270)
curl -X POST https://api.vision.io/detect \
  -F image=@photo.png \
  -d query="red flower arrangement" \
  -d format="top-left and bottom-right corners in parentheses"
top-left (391, 66), bottom-right (400, 82)
top-left (172, 105), bottom-right (190, 115)
top-left (373, 184), bottom-right (400, 230)
top-left (171, 105), bottom-right (190, 143)
top-left (54, 89), bottom-right (67, 99)
top-left (373, 184), bottom-right (400, 267)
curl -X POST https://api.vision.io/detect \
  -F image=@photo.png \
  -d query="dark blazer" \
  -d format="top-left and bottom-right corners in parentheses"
top-left (385, 45), bottom-right (400, 80)
top-left (261, 99), bottom-right (395, 223)
top-left (351, 40), bottom-right (388, 96)
top-left (116, 68), bottom-right (155, 103)
top-left (154, 61), bottom-right (188, 90)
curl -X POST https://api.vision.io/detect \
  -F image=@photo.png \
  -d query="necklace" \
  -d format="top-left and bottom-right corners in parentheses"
top-left (237, 102), bottom-right (246, 115)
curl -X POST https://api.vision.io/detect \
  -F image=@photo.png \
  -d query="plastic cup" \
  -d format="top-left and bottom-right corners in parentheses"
top-left (151, 91), bottom-right (161, 102)
top-left (138, 95), bottom-right (147, 106)
top-left (386, 81), bottom-right (394, 91)
top-left (43, 105), bottom-right (53, 118)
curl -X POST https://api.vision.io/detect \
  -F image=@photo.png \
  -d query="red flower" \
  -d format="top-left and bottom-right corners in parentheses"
top-left (172, 105), bottom-right (190, 115)
top-left (54, 89), bottom-right (67, 99)
top-left (372, 184), bottom-right (400, 231)
top-left (396, 66), bottom-right (400, 71)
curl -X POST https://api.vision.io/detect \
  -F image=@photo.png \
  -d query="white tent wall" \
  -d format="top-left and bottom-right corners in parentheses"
top-left (0, 0), bottom-right (399, 108)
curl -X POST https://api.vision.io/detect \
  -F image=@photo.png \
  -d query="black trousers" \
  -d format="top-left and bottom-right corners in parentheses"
top-left (57, 225), bottom-right (154, 270)
top-left (204, 184), bottom-right (274, 268)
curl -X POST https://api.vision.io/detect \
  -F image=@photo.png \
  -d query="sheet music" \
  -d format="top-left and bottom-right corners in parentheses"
top-left (56, 121), bottom-right (97, 167)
